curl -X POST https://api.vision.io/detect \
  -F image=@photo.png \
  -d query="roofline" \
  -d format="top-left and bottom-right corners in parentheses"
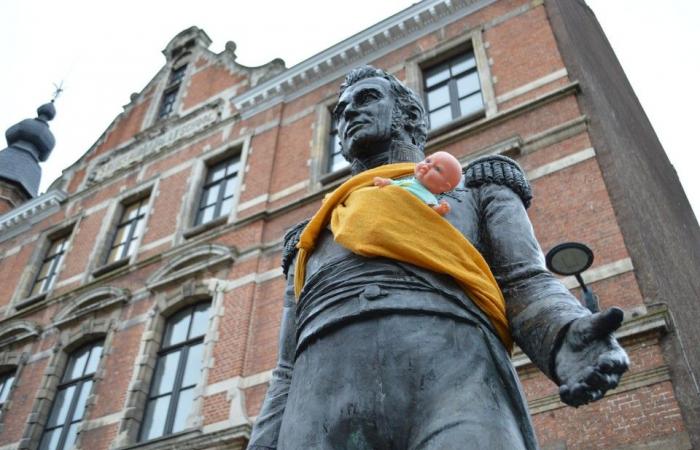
top-left (232, 0), bottom-right (495, 115)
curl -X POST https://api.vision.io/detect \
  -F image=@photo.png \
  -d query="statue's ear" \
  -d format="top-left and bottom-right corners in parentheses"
top-left (405, 104), bottom-right (422, 124)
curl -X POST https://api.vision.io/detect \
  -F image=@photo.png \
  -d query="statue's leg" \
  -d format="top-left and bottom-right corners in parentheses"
top-left (404, 317), bottom-right (534, 450)
top-left (277, 313), bottom-right (534, 450)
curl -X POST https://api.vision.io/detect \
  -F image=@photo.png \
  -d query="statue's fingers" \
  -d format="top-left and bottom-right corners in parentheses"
top-left (598, 350), bottom-right (630, 375)
top-left (588, 307), bottom-right (624, 339)
top-left (560, 381), bottom-right (592, 407)
top-left (584, 369), bottom-right (620, 392)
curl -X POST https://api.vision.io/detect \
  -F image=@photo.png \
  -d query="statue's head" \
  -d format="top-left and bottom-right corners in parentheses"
top-left (334, 66), bottom-right (428, 163)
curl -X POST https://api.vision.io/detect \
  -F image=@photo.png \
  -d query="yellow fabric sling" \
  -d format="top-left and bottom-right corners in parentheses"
top-left (294, 163), bottom-right (512, 351)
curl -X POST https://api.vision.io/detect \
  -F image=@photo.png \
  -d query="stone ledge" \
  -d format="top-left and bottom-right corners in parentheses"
top-left (529, 365), bottom-right (672, 415)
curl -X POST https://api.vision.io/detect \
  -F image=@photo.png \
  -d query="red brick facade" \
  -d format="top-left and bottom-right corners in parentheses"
top-left (0, 2), bottom-right (696, 449)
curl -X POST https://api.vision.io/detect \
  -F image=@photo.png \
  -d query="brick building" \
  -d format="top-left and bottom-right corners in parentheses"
top-left (1, 0), bottom-right (699, 449)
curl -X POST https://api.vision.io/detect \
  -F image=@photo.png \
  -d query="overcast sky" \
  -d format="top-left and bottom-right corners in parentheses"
top-left (1, 1), bottom-right (698, 221)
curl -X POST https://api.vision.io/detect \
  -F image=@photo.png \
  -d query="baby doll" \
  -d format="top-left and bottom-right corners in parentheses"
top-left (374, 151), bottom-right (462, 215)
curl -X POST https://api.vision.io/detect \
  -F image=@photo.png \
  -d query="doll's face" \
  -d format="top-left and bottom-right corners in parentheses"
top-left (414, 151), bottom-right (462, 194)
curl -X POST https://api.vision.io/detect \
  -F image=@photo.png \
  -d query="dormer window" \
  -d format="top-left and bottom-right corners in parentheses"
top-left (158, 65), bottom-right (188, 120)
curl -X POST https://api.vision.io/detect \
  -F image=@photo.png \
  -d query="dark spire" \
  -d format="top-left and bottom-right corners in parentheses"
top-left (0, 101), bottom-right (57, 198)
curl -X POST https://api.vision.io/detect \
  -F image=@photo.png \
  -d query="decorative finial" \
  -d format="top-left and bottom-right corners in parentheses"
top-left (52, 81), bottom-right (64, 103)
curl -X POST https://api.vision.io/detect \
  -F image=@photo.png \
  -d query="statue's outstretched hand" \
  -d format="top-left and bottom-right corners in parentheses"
top-left (555, 307), bottom-right (630, 407)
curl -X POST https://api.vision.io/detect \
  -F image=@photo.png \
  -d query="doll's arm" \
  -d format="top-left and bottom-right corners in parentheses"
top-left (373, 176), bottom-right (393, 187)
top-left (432, 200), bottom-right (451, 215)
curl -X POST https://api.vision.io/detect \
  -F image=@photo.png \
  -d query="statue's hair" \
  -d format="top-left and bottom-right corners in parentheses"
top-left (337, 66), bottom-right (428, 149)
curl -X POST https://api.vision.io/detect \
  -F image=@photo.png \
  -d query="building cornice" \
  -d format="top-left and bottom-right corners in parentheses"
top-left (0, 189), bottom-right (67, 242)
top-left (232, 0), bottom-right (497, 116)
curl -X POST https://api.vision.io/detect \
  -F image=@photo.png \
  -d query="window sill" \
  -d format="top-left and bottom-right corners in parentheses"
top-left (182, 216), bottom-right (227, 240)
top-left (15, 292), bottom-right (47, 310)
top-left (320, 166), bottom-right (351, 185)
top-left (92, 258), bottom-right (130, 278)
top-left (116, 429), bottom-right (200, 450)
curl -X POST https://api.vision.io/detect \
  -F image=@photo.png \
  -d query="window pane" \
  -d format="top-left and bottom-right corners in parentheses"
top-left (219, 197), bottom-right (234, 218)
top-left (205, 184), bottom-right (221, 206)
top-left (172, 387), bottom-right (194, 433)
top-left (38, 427), bottom-right (62, 450)
top-left (107, 244), bottom-right (126, 263)
top-left (181, 343), bottom-right (204, 387)
top-left (196, 206), bottom-right (215, 225)
top-left (46, 239), bottom-right (64, 257)
top-left (331, 153), bottom-right (348, 173)
top-left (223, 177), bottom-right (236, 198)
top-left (151, 351), bottom-right (181, 395)
top-left (140, 395), bottom-right (171, 441)
top-left (63, 423), bottom-right (79, 450)
top-left (225, 159), bottom-right (240, 176)
top-left (189, 304), bottom-right (210, 339)
top-left (113, 225), bottom-right (130, 246)
top-left (459, 92), bottom-right (484, 117)
top-left (71, 380), bottom-right (92, 421)
top-left (163, 309), bottom-right (192, 347)
top-left (0, 374), bottom-right (15, 403)
top-left (85, 344), bottom-right (103, 375)
top-left (37, 260), bottom-right (53, 280)
top-left (209, 164), bottom-right (226, 183)
top-left (124, 202), bottom-right (140, 221)
top-left (426, 85), bottom-right (450, 110)
top-left (65, 348), bottom-right (89, 381)
top-left (424, 66), bottom-right (450, 88)
top-left (429, 106), bottom-right (452, 129)
top-left (450, 53), bottom-right (476, 75)
top-left (46, 385), bottom-right (76, 427)
top-left (456, 72), bottom-right (480, 97)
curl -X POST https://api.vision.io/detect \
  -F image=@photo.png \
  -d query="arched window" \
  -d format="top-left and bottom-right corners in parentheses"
top-left (139, 302), bottom-right (209, 441)
top-left (39, 341), bottom-right (103, 450)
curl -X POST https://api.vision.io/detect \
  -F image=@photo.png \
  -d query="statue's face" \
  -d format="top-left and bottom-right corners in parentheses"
top-left (334, 77), bottom-right (394, 160)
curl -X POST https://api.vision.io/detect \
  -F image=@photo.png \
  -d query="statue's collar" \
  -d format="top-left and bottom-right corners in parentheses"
top-left (350, 141), bottom-right (424, 175)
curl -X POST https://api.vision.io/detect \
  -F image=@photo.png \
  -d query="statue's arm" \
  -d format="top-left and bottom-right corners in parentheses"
top-left (247, 222), bottom-right (308, 449)
top-left (469, 156), bottom-right (628, 406)
top-left (247, 273), bottom-right (296, 449)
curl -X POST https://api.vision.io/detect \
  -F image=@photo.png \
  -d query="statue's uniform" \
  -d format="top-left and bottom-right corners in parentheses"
top-left (248, 156), bottom-right (590, 450)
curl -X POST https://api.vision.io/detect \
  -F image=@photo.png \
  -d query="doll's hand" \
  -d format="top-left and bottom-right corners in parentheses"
top-left (374, 177), bottom-right (392, 187)
top-left (433, 200), bottom-right (451, 215)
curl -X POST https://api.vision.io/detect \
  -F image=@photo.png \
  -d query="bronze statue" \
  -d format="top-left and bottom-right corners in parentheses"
top-left (247, 66), bottom-right (629, 450)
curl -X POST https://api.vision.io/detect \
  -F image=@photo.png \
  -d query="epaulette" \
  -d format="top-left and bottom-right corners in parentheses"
top-left (281, 219), bottom-right (310, 278)
top-left (464, 155), bottom-right (533, 208)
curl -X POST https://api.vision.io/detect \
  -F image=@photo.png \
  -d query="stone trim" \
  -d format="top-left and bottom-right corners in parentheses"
top-left (405, 25), bottom-right (497, 119)
top-left (0, 190), bottom-right (67, 244)
top-left (53, 286), bottom-right (130, 328)
top-left (425, 81), bottom-right (579, 152)
top-left (527, 147), bottom-right (596, 181)
top-left (8, 217), bottom-right (80, 317)
top-left (0, 351), bottom-right (29, 432)
top-left (0, 320), bottom-right (41, 349)
top-left (146, 244), bottom-right (235, 291)
top-left (233, 0), bottom-right (498, 116)
top-left (528, 365), bottom-right (672, 415)
top-left (496, 68), bottom-right (568, 104)
top-left (114, 425), bottom-right (249, 450)
top-left (85, 181), bottom-right (158, 283)
top-left (175, 135), bottom-right (251, 244)
top-left (113, 282), bottom-right (224, 448)
top-left (19, 318), bottom-right (117, 450)
top-left (559, 257), bottom-right (633, 290)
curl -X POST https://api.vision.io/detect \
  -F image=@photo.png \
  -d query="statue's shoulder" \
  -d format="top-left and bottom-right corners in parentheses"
top-left (281, 218), bottom-right (310, 278)
top-left (463, 155), bottom-right (532, 208)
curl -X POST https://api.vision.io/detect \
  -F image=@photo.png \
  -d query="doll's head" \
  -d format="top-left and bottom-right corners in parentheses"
top-left (414, 151), bottom-right (462, 194)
